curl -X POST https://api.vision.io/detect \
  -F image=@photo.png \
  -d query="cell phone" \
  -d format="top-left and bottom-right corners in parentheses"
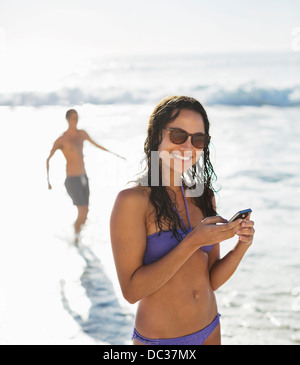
top-left (228, 209), bottom-right (252, 222)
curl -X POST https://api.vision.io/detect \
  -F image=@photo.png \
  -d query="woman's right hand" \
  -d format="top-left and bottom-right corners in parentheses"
top-left (188, 216), bottom-right (242, 248)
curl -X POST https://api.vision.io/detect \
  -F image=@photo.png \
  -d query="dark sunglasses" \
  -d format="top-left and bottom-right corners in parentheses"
top-left (164, 127), bottom-right (211, 149)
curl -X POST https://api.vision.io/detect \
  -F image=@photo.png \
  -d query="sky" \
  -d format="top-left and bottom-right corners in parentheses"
top-left (0, 0), bottom-right (299, 92)
top-left (1, 0), bottom-right (299, 55)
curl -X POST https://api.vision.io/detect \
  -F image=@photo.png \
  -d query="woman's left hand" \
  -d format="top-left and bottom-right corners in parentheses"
top-left (236, 215), bottom-right (255, 246)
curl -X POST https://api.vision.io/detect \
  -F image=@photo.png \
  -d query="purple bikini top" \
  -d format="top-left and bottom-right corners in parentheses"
top-left (143, 185), bottom-right (214, 265)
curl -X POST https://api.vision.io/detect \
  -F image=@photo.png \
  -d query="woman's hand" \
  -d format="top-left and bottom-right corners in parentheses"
top-left (236, 215), bottom-right (255, 246)
top-left (188, 216), bottom-right (243, 248)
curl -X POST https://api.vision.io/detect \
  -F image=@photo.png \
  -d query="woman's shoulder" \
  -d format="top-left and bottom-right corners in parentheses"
top-left (114, 185), bottom-right (151, 211)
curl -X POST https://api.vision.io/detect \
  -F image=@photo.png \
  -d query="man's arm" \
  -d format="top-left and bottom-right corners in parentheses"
top-left (81, 130), bottom-right (126, 160)
top-left (46, 137), bottom-right (63, 189)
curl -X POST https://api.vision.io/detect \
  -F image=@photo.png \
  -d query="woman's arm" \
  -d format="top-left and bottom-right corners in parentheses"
top-left (110, 188), bottom-right (197, 304)
top-left (110, 188), bottom-right (242, 304)
top-left (209, 216), bottom-right (255, 291)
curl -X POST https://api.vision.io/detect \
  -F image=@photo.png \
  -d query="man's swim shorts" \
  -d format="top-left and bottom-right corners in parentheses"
top-left (64, 174), bottom-right (90, 206)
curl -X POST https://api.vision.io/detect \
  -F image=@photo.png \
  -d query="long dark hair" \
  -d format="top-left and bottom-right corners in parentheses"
top-left (138, 95), bottom-right (218, 241)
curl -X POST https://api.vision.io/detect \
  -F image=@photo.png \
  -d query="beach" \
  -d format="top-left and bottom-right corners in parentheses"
top-left (0, 51), bottom-right (300, 344)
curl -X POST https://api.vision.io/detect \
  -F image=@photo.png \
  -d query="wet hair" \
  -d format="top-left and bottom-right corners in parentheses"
top-left (138, 95), bottom-right (218, 241)
top-left (65, 109), bottom-right (78, 120)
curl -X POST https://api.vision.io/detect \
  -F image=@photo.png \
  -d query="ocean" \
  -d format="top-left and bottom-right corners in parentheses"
top-left (0, 51), bottom-right (299, 344)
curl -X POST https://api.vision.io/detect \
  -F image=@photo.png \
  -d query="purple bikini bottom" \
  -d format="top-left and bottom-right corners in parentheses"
top-left (132, 313), bottom-right (221, 345)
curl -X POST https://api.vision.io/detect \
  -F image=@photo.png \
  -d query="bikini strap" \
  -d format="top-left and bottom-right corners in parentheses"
top-left (180, 184), bottom-right (192, 230)
top-left (171, 185), bottom-right (191, 231)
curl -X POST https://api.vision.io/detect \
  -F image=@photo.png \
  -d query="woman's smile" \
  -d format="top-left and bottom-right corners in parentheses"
top-left (171, 151), bottom-right (193, 161)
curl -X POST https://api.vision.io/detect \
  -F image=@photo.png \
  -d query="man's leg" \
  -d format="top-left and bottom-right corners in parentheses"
top-left (74, 205), bottom-right (89, 235)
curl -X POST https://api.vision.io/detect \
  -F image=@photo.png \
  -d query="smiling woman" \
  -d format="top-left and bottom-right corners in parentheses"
top-left (110, 95), bottom-right (255, 345)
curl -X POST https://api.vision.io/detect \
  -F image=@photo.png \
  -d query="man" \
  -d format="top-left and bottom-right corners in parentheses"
top-left (46, 109), bottom-right (125, 242)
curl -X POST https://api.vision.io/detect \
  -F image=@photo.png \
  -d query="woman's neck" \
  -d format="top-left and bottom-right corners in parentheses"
top-left (161, 166), bottom-right (182, 193)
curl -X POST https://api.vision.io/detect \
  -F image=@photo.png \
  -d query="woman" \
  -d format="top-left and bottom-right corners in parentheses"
top-left (110, 96), bottom-right (255, 345)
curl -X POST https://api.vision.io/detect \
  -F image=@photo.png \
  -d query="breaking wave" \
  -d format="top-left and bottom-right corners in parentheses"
top-left (1, 84), bottom-right (300, 107)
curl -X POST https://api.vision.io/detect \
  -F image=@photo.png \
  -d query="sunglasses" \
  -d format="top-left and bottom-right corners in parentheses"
top-left (164, 127), bottom-right (211, 149)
